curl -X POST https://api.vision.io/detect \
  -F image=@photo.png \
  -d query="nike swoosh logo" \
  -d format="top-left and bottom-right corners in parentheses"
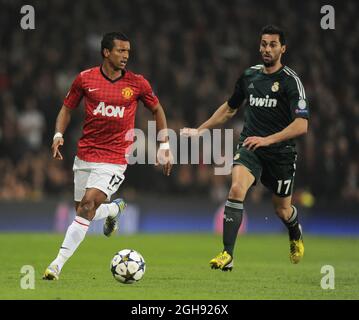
top-left (88, 88), bottom-right (99, 92)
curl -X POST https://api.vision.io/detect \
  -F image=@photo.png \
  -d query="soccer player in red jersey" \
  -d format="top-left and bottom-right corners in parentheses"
top-left (43, 32), bottom-right (172, 280)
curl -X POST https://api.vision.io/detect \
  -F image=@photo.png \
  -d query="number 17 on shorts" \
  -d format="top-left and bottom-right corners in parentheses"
top-left (108, 174), bottom-right (124, 191)
top-left (276, 178), bottom-right (294, 197)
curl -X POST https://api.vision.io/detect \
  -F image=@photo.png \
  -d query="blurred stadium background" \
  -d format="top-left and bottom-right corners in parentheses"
top-left (1, 0), bottom-right (358, 236)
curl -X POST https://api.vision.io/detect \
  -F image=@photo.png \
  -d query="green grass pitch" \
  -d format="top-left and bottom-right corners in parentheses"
top-left (0, 233), bottom-right (358, 300)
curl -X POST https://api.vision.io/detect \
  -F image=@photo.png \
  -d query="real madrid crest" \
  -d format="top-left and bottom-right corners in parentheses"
top-left (271, 82), bottom-right (279, 92)
top-left (121, 87), bottom-right (134, 99)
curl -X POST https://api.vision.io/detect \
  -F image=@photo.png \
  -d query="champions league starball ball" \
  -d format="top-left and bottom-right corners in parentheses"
top-left (110, 249), bottom-right (146, 284)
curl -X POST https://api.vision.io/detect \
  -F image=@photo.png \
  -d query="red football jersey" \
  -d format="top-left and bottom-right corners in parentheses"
top-left (63, 66), bottom-right (159, 164)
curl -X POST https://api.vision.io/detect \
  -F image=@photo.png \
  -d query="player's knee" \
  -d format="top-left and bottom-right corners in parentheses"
top-left (229, 182), bottom-right (247, 201)
top-left (77, 198), bottom-right (96, 220)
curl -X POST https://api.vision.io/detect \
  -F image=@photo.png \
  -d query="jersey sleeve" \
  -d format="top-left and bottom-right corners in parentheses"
top-left (139, 76), bottom-right (159, 110)
top-left (286, 76), bottom-right (309, 120)
top-left (227, 74), bottom-right (246, 109)
top-left (63, 73), bottom-right (84, 109)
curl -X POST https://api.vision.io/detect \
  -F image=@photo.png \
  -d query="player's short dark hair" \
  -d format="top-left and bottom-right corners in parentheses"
top-left (260, 25), bottom-right (286, 45)
top-left (101, 32), bottom-right (129, 57)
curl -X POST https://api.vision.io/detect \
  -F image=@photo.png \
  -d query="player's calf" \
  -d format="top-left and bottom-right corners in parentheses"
top-left (77, 199), bottom-right (97, 221)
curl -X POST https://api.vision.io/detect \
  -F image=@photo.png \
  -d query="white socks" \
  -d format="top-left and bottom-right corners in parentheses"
top-left (50, 204), bottom-right (119, 272)
top-left (50, 216), bottom-right (90, 271)
top-left (92, 202), bottom-right (119, 221)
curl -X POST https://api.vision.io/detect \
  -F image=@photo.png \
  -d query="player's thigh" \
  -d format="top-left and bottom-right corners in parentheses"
top-left (86, 164), bottom-right (127, 202)
top-left (73, 166), bottom-right (91, 202)
top-left (230, 146), bottom-right (259, 199)
top-left (232, 146), bottom-right (262, 186)
top-left (80, 188), bottom-right (108, 210)
top-left (260, 151), bottom-right (297, 197)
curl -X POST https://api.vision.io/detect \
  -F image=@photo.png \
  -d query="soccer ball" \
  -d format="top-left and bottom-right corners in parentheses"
top-left (110, 249), bottom-right (146, 284)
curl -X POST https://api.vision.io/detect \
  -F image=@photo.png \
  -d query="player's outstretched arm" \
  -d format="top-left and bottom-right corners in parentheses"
top-left (151, 103), bottom-right (173, 176)
top-left (182, 102), bottom-right (237, 136)
top-left (243, 118), bottom-right (308, 151)
top-left (52, 105), bottom-right (72, 160)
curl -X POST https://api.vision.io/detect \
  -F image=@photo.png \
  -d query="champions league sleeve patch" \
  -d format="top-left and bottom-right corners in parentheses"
top-left (295, 99), bottom-right (308, 114)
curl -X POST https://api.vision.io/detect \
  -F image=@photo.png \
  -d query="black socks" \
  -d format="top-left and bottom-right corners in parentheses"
top-left (281, 205), bottom-right (301, 240)
top-left (223, 199), bottom-right (243, 256)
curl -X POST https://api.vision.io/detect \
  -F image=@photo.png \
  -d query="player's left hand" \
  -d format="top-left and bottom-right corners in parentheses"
top-left (243, 136), bottom-right (272, 151)
top-left (156, 149), bottom-right (174, 176)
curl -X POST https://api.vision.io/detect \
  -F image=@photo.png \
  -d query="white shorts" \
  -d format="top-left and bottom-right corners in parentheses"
top-left (73, 156), bottom-right (127, 202)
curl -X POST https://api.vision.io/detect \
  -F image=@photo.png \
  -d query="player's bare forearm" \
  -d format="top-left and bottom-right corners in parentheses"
top-left (152, 103), bottom-right (168, 142)
top-left (181, 102), bottom-right (237, 137)
top-left (244, 118), bottom-right (308, 150)
top-left (197, 102), bottom-right (237, 132)
top-left (52, 105), bottom-right (72, 160)
top-left (266, 118), bottom-right (308, 144)
top-left (55, 105), bottom-right (72, 134)
top-left (152, 103), bottom-right (173, 176)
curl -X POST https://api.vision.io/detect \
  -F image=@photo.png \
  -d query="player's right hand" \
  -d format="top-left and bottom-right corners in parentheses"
top-left (52, 137), bottom-right (64, 160)
top-left (180, 128), bottom-right (200, 137)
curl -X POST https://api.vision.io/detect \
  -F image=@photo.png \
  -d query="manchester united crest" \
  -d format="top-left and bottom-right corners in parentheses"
top-left (271, 82), bottom-right (280, 92)
top-left (122, 87), bottom-right (134, 99)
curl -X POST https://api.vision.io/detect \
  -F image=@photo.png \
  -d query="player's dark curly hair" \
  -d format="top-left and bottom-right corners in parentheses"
top-left (101, 32), bottom-right (129, 57)
top-left (261, 25), bottom-right (286, 45)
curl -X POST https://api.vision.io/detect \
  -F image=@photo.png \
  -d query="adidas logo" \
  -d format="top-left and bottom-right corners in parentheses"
top-left (248, 83), bottom-right (254, 89)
